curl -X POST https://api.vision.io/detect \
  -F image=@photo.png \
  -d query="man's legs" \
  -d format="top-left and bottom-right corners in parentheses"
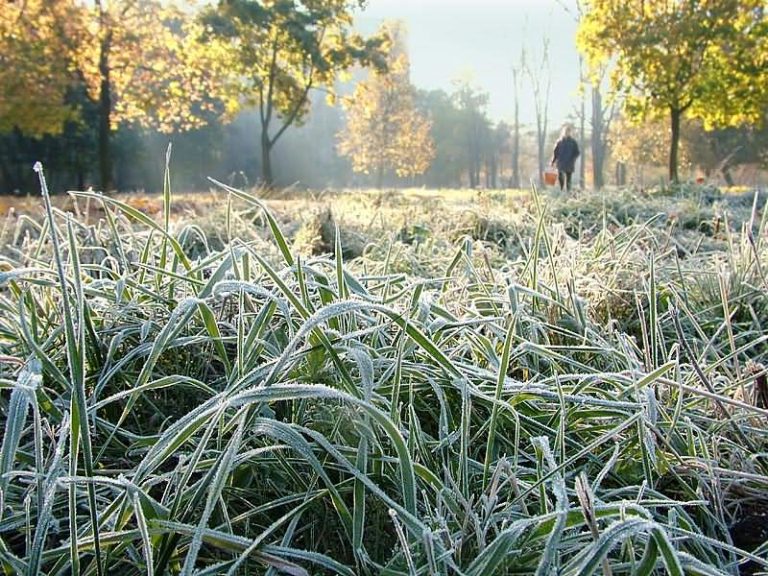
top-left (558, 170), bottom-right (565, 191)
top-left (565, 171), bottom-right (573, 192)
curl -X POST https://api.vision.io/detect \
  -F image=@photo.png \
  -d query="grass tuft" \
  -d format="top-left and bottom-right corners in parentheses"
top-left (1, 181), bottom-right (767, 574)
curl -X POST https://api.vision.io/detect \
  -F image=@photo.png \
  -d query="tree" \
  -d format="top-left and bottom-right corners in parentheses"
top-left (522, 41), bottom-right (551, 187)
top-left (337, 48), bottom-right (434, 188)
top-left (578, 0), bottom-right (768, 183)
top-left (486, 122), bottom-right (511, 189)
top-left (510, 51), bottom-right (523, 189)
top-left (76, 1), bottom-right (221, 190)
top-left (611, 116), bottom-right (693, 186)
top-left (590, 70), bottom-right (618, 189)
top-left (202, 0), bottom-right (388, 188)
top-left (452, 81), bottom-right (491, 188)
top-left (416, 89), bottom-right (466, 187)
top-left (0, 1), bottom-right (80, 137)
top-left (1, 0), bottom-right (221, 191)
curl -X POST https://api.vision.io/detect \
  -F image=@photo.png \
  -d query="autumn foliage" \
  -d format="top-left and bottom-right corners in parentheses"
top-left (337, 41), bottom-right (435, 187)
top-left (578, 0), bottom-right (768, 183)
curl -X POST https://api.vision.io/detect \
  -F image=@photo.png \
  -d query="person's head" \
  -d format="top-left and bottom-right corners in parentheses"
top-left (561, 125), bottom-right (572, 138)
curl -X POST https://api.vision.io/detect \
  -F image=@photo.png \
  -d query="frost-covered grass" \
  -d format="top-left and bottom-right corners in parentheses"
top-left (1, 171), bottom-right (768, 575)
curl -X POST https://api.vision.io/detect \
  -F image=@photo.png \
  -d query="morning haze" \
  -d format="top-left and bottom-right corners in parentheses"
top-left (1, 0), bottom-right (764, 193)
top-left (357, 0), bottom-right (581, 126)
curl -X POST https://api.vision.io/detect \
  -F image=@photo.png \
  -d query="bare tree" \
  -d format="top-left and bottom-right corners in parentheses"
top-left (590, 76), bottom-right (618, 189)
top-left (510, 50), bottom-right (523, 189)
top-left (523, 40), bottom-right (551, 187)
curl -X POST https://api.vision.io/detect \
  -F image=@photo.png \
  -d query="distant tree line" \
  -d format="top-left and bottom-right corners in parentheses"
top-left (1, 0), bottom-right (766, 194)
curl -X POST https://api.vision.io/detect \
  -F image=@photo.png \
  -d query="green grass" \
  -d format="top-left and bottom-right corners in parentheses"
top-left (1, 175), bottom-right (768, 575)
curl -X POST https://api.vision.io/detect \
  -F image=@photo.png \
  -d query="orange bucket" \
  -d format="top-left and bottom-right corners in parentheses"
top-left (543, 169), bottom-right (558, 186)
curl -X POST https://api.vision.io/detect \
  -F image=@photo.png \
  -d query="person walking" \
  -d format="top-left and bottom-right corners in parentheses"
top-left (551, 125), bottom-right (580, 192)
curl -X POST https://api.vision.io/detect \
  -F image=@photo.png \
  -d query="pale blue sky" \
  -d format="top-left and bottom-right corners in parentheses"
top-left (356, 0), bottom-right (582, 128)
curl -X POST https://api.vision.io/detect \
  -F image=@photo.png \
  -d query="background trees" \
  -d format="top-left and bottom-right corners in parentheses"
top-left (415, 89), bottom-right (467, 188)
top-left (1, 0), bottom-right (223, 191)
top-left (79, 0), bottom-right (223, 190)
top-left (337, 46), bottom-right (434, 188)
top-left (0, 0), bottom-right (765, 193)
top-left (0, 0), bottom-right (388, 191)
top-left (0, 1), bottom-right (78, 138)
top-left (682, 122), bottom-right (768, 185)
top-left (578, 0), bottom-right (768, 183)
top-left (0, 0), bottom-right (87, 191)
top-left (452, 81), bottom-right (492, 189)
top-left (202, 0), bottom-right (388, 187)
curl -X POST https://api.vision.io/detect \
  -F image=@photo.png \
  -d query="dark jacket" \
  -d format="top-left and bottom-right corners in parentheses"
top-left (552, 136), bottom-right (580, 173)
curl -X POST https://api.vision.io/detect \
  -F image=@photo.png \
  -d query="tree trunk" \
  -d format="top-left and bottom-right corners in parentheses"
top-left (511, 67), bottom-right (520, 189)
top-left (473, 145), bottom-right (481, 188)
top-left (722, 167), bottom-right (734, 187)
top-left (534, 84), bottom-right (549, 188)
top-left (485, 155), bottom-right (497, 189)
top-left (537, 129), bottom-right (545, 188)
top-left (669, 107), bottom-right (681, 183)
top-left (578, 56), bottom-right (586, 190)
top-left (261, 130), bottom-right (273, 188)
top-left (615, 161), bottom-right (626, 186)
top-left (13, 129), bottom-right (24, 192)
top-left (98, 29), bottom-right (113, 191)
top-left (77, 168), bottom-right (85, 191)
top-left (468, 123), bottom-right (478, 188)
top-left (512, 114), bottom-right (520, 188)
top-left (591, 86), bottom-right (605, 190)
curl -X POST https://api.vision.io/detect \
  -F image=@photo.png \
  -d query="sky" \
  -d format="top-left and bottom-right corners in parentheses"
top-left (355, 0), bottom-right (582, 129)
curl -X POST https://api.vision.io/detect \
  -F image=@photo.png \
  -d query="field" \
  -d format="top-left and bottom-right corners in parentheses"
top-left (2, 174), bottom-right (768, 575)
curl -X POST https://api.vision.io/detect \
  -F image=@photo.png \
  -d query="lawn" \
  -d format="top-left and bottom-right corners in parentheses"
top-left (1, 173), bottom-right (767, 574)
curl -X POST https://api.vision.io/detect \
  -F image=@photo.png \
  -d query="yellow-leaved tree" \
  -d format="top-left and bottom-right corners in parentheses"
top-left (0, 0), bottom-right (221, 190)
top-left (0, 1), bottom-right (80, 137)
top-left (578, 0), bottom-right (767, 183)
top-left (337, 32), bottom-right (435, 188)
top-left (71, 0), bottom-right (225, 190)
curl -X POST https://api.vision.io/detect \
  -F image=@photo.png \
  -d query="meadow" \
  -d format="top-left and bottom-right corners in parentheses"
top-left (1, 169), bottom-right (768, 575)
